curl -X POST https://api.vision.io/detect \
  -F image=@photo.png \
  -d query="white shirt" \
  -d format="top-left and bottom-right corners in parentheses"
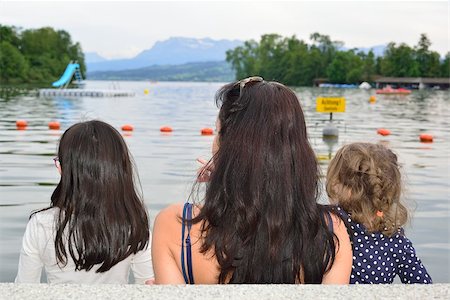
top-left (15, 208), bottom-right (154, 284)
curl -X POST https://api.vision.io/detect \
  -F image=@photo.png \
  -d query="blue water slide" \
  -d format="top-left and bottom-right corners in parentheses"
top-left (52, 63), bottom-right (80, 87)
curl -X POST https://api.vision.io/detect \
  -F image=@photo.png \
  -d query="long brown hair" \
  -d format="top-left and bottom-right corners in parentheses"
top-left (35, 120), bottom-right (149, 272)
top-left (326, 142), bottom-right (407, 236)
top-left (193, 78), bottom-right (337, 283)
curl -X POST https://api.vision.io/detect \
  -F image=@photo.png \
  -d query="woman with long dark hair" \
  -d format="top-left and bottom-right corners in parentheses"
top-left (152, 77), bottom-right (352, 284)
top-left (15, 120), bottom-right (152, 284)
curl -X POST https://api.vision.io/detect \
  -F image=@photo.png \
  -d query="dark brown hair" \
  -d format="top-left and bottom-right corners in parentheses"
top-left (35, 120), bottom-right (149, 272)
top-left (193, 79), bottom-right (337, 283)
top-left (326, 142), bottom-right (407, 236)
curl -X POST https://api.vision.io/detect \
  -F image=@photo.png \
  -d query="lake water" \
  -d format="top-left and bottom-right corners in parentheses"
top-left (0, 81), bottom-right (449, 283)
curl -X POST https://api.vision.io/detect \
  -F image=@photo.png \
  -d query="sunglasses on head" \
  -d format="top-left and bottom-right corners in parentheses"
top-left (238, 76), bottom-right (264, 92)
top-left (237, 76), bottom-right (285, 92)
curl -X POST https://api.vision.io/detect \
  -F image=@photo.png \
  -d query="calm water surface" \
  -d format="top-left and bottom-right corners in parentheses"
top-left (0, 81), bottom-right (449, 282)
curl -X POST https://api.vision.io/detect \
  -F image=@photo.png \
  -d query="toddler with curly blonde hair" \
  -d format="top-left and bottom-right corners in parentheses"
top-left (326, 142), bottom-right (432, 284)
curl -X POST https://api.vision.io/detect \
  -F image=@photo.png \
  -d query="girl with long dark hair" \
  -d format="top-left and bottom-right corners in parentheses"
top-left (15, 120), bottom-right (152, 284)
top-left (152, 77), bottom-right (352, 284)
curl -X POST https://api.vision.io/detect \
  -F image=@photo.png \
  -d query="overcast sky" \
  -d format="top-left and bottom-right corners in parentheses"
top-left (1, 0), bottom-right (448, 59)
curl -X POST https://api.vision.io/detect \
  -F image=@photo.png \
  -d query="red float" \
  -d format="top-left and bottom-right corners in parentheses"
top-left (16, 120), bottom-right (28, 130)
top-left (121, 124), bottom-right (134, 131)
top-left (377, 128), bottom-right (391, 136)
top-left (201, 128), bottom-right (214, 135)
top-left (48, 121), bottom-right (61, 130)
top-left (419, 134), bottom-right (433, 143)
top-left (160, 126), bottom-right (173, 133)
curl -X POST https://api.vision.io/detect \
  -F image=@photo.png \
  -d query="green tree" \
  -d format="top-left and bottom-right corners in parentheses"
top-left (326, 50), bottom-right (363, 83)
top-left (326, 52), bottom-right (348, 83)
top-left (0, 25), bottom-right (21, 47)
top-left (0, 41), bottom-right (29, 83)
top-left (440, 52), bottom-right (450, 77)
top-left (0, 25), bottom-right (86, 83)
top-left (226, 32), bottom-right (445, 87)
top-left (226, 40), bottom-right (259, 80)
top-left (380, 42), bottom-right (419, 77)
top-left (281, 36), bottom-right (312, 86)
top-left (309, 32), bottom-right (343, 78)
top-left (256, 34), bottom-right (286, 81)
top-left (414, 33), bottom-right (441, 77)
top-left (360, 50), bottom-right (376, 82)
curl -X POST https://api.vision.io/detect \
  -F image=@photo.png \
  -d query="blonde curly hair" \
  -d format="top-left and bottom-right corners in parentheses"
top-left (326, 142), bottom-right (407, 236)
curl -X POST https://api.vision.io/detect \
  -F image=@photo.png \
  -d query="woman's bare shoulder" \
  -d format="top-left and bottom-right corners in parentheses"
top-left (157, 202), bottom-right (184, 217)
top-left (152, 203), bottom-right (185, 253)
top-left (154, 203), bottom-right (184, 228)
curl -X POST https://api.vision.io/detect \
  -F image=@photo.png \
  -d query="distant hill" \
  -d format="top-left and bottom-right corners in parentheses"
top-left (86, 37), bottom-right (243, 73)
top-left (84, 52), bottom-right (107, 64)
top-left (355, 45), bottom-right (387, 57)
top-left (339, 45), bottom-right (386, 57)
top-left (87, 60), bottom-right (234, 82)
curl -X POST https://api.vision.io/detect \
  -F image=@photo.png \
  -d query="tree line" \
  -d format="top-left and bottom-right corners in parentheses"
top-left (0, 25), bottom-right (85, 84)
top-left (226, 33), bottom-right (450, 86)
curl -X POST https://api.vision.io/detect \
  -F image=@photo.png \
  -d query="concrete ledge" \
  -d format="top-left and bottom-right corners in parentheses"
top-left (1, 283), bottom-right (449, 300)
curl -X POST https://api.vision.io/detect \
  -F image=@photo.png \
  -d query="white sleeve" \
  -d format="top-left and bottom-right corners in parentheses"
top-left (130, 231), bottom-right (154, 284)
top-left (15, 215), bottom-right (44, 283)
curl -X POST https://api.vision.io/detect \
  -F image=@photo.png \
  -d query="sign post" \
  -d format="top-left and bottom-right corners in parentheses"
top-left (316, 97), bottom-right (346, 138)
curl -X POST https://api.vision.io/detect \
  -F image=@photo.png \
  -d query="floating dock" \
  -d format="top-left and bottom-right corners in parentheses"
top-left (39, 89), bottom-right (135, 97)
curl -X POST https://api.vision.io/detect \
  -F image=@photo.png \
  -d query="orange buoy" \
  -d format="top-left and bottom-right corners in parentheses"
top-left (377, 128), bottom-right (391, 136)
top-left (48, 121), bottom-right (61, 130)
top-left (369, 95), bottom-right (376, 104)
top-left (121, 124), bottom-right (134, 131)
top-left (16, 120), bottom-right (28, 130)
top-left (160, 126), bottom-right (173, 133)
top-left (201, 128), bottom-right (214, 135)
top-left (419, 134), bottom-right (433, 143)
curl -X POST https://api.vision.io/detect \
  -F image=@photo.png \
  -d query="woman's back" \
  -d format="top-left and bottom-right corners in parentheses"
top-left (153, 203), bottom-right (351, 284)
top-left (152, 204), bottom-right (218, 284)
top-left (152, 78), bottom-right (352, 284)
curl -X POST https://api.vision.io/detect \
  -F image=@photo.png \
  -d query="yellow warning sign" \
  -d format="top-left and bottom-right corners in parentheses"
top-left (316, 97), bottom-right (346, 113)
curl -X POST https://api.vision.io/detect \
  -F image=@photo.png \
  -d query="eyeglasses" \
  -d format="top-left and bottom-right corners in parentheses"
top-left (53, 157), bottom-right (60, 168)
top-left (238, 76), bottom-right (264, 92)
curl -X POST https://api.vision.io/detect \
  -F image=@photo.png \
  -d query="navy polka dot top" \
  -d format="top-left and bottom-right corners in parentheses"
top-left (334, 206), bottom-right (432, 284)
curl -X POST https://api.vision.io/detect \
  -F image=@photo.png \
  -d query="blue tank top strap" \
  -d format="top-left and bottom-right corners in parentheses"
top-left (185, 204), bottom-right (195, 284)
top-left (181, 202), bottom-right (195, 284)
top-left (181, 203), bottom-right (189, 284)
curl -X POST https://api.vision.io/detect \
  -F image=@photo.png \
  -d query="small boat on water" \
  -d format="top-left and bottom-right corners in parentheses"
top-left (376, 86), bottom-right (411, 95)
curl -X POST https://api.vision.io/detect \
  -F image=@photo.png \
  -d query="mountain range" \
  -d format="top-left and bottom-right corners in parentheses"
top-left (86, 37), bottom-right (243, 73)
top-left (342, 45), bottom-right (387, 57)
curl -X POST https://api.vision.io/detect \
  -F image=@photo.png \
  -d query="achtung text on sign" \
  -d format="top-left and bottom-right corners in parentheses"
top-left (316, 97), bottom-right (346, 113)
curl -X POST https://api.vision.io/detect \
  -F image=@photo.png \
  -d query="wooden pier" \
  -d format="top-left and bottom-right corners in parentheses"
top-left (39, 89), bottom-right (135, 97)
top-left (374, 77), bottom-right (450, 90)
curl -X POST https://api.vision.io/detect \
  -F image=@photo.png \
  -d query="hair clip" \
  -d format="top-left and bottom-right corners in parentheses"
top-left (376, 210), bottom-right (384, 217)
